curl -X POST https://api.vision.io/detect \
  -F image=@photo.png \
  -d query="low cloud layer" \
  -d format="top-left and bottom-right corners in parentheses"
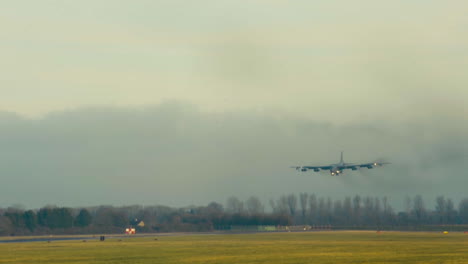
top-left (0, 102), bottom-right (466, 209)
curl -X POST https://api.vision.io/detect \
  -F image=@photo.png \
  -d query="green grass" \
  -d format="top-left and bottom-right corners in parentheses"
top-left (1, 231), bottom-right (467, 264)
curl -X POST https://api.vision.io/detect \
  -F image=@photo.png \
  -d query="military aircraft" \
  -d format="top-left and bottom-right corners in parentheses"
top-left (291, 152), bottom-right (389, 176)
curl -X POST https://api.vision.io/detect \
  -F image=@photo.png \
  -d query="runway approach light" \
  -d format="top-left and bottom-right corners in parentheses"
top-left (125, 228), bottom-right (136, 235)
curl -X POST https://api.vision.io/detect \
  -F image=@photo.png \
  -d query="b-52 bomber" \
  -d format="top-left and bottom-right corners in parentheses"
top-left (291, 152), bottom-right (389, 176)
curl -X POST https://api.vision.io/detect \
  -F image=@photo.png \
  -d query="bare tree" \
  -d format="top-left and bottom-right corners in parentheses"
top-left (343, 197), bottom-right (352, 225)
top-left (363, 196), bottom-right (374, 225)
top-left (333, 200), bottom-right (343, 225)
top-left (326, 198), bottom-right (333, 224)
top-left (382, 196), bottom-right (394, 225)
top-left (404, 196), bottom-right (412, 214)
top-left (353, 195), bottom-right (361, 224)
top-left (446, 198), bottom-right (456, 224)
top-left (308, 194), bottom-right (317, 223)
top-left (245, 196), bottom-right (264, 215)
top-left (226, 196), bottom-right (244, 214)
top-left (299, 193), bottom-right (308, 219)
top-left (269, 199), bottom-right (277, 213)
top-left (374, 197), bottom-right (382, 226)
top-left (277, 195), bottom-right (289, 215)
top-left (318, 198), bottom-right (326, 224)
top-left (287, 194), bottom-right (298, 216)
top-left (412, 195), bottom-right (427, 224)
top-left (435, 196), bottom-right (446, 224)
top-left (382, 196), bottom-right (392, 215)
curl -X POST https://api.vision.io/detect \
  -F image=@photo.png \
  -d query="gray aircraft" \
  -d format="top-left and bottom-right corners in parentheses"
top-left (291, 152), bottom-right (389, 176)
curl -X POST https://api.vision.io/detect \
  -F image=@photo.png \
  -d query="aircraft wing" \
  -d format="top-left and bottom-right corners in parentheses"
top-left (303, 166), bottom-right (333, 170)
top-left (290, 165), bottom-right (332, 171)
top-left (344, 162), bottom-right (390, 169)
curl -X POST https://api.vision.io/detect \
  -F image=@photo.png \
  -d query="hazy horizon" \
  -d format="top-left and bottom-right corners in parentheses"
top-left (1, 102), bottom-right (466, 210)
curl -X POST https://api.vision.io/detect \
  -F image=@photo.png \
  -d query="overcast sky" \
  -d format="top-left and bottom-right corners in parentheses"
top-left (1, 1), bottom-right (467, 209)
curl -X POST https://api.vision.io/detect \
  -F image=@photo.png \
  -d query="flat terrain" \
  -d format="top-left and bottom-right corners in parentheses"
top-left (0, 231), bottom-right (467, 264)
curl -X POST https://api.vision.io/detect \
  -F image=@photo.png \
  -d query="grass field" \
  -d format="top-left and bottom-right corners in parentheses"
top-left (1, 231), bottom-right (467, 264)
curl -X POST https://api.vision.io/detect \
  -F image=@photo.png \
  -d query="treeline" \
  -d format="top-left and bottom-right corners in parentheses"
top-left (0, 202), bottom-right (291, 236)
top-left (265, 194), bottom-right (468, 229)
top-left (1, 194), bottom-right (468, 235)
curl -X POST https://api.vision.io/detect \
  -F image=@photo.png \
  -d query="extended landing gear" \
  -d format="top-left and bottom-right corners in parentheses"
top-left (330, 171), bottom-right (341, 176)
